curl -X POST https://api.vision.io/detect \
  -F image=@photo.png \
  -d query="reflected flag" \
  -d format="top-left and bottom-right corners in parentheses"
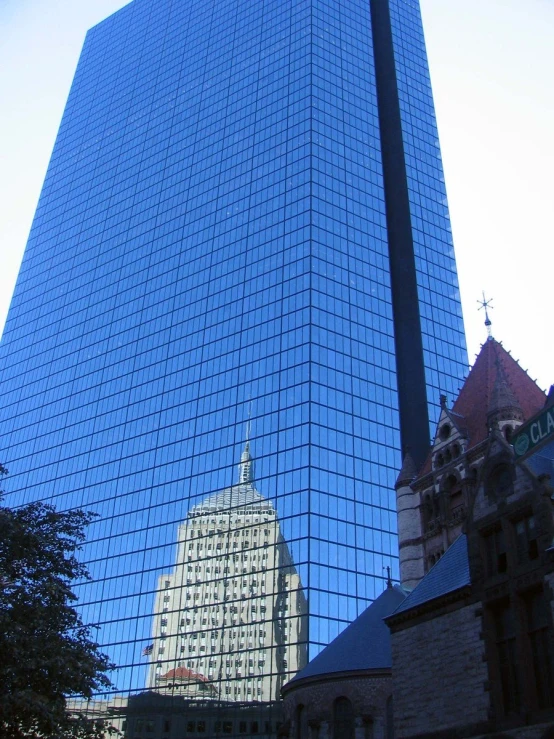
top-left (142, 644), bottom-right (153, 656)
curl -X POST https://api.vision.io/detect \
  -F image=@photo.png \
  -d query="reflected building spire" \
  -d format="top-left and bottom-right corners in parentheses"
top-left (238, 441), bottom-right (253, 485)
top-left (238, 404), bottom-right (254, 484)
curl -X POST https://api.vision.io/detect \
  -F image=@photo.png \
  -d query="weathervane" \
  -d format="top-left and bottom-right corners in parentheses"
top-left (478, 292), bottom-right (493, 340)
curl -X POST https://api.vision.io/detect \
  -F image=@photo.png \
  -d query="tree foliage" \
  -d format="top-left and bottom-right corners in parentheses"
top-left (0, 464), bottom-right (115, 738)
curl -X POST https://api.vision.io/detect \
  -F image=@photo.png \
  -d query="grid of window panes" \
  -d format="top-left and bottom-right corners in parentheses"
top-left (0, 0), bottom-right (467, 723)
top-left (389, 0), bottom-right (467, 424)
top-left (309, 0), bottom-right (399, 653)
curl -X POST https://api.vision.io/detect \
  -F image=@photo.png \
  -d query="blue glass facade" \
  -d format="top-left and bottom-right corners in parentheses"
top-left (0, 0), bottom-right (467, 719)
top-left (388, 0), bottom-right (466, 412)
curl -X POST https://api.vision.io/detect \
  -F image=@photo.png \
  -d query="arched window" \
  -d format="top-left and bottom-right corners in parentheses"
top-left (439, 423), bottom-right (451, 441)
top-left (444, 474), bottom-right (463, 522)
top-left (333, 696), bottom-right (355, 739)
top-left (386, 695), bottom-right (394, 739)
top-left (432, 493), bottom-right (441, 519)
top-left (295, 704), bottom-right (304, 739)
top-left (423, 494), bottom-right (433, 529)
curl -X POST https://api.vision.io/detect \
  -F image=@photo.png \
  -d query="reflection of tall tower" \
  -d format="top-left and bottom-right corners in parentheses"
top-left (147, 443), bottom-right (307, 702)
top-left (0, 0), bottom-right (469, 688)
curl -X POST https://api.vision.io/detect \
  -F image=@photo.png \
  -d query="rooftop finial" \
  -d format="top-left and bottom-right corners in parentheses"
top-left (478, 292), bottom-right (493, 340)
top-left (384, 565), bottom-right (393, 589)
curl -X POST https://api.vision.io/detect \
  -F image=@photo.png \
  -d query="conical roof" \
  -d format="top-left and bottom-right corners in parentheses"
top-left (396, 451), bottom-right (418, 488)
top-left (452, 339), bottom-right (544, 446)
top-left (452, 339), bottom-right (545, 446)
top-left (418, 339), bottom-right (545, 476)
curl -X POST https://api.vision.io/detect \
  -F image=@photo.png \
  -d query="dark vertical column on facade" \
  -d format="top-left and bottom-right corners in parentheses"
top-left (369, 0), bottom-right (430, 467)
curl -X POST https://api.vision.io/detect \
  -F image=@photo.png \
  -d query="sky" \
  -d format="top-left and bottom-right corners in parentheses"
top-left (0, 0), bottom-right (552, 393)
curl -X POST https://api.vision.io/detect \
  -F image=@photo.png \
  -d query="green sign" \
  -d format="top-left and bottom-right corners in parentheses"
top-left (512, 404), bottom-right (554, 459)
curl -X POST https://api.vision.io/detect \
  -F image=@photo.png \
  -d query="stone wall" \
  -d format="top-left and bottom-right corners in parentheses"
top-left (282, 673), bottom-right (392, 738)
top-left (545, 572), bottom-right (554, 622)
top-left (473, 723), bottom-right (554, 739)
top-left (391, 603), bottom-right (489, 738)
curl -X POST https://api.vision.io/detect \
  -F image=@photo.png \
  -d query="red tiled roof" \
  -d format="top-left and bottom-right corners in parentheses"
top-left (417, 339), bottom-right (546, 477)
top-left (160, 666), bottom-right (209, 683)
top-left (452, 339), bottom-right (545, 447)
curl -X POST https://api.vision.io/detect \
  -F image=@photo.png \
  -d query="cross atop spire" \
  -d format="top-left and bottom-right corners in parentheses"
top-left (477, 292), bottom-right (493, 340)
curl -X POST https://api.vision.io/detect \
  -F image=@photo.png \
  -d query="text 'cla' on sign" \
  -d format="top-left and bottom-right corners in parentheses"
top-left (512, 404), bottom-right (554, 459)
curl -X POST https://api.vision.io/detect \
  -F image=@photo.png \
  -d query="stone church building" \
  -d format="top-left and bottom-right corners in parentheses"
top-left (282, 338), bottom-right (554, 738)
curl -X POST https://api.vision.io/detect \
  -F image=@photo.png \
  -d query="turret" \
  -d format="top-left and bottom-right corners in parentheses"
top-left (395, 451), bottom-right (424, 590)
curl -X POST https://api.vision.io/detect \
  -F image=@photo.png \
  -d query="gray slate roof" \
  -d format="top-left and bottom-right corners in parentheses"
top-left (288, 585), bottom-right (407, 684)
top-left (391, 534), bottom-right (470, 616)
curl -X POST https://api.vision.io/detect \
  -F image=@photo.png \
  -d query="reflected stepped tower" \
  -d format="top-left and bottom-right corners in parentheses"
top-left (147, 444), bottom-right (307, 702)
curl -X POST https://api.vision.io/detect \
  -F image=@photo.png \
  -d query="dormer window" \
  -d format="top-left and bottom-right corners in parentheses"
top-left (514, 515), bottom-right (539, 563)
top-left (487, 465), bottom-right (513, 499)
top-left (440, 423), bottom-right (451, 441)
top-left (483, 524), bottom-right (507, 576)
top-left (423, 493), bottom-right (441, 532)
top-left (442, 474), bottom-right (464, 523)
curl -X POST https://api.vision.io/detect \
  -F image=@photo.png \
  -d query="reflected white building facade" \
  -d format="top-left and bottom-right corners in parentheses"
top-left (147, 443), bottom-right (307, 702)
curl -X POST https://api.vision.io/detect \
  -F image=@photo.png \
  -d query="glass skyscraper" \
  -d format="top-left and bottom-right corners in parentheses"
top-left (0, 0), bottom-right (467, 727)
